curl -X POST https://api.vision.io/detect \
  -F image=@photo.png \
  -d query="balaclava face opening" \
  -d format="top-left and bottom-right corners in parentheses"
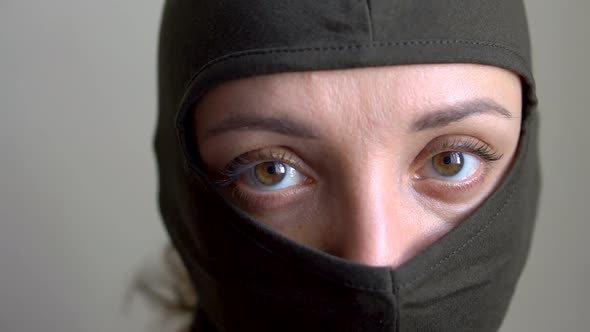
top-left (154, 1), bottom-right (540, 331)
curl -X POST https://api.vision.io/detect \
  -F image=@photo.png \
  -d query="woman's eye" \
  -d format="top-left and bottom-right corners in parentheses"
top-left (242, 161), bottom-right (306, 191)
top-left (419, 151), bottom-right (481, 182)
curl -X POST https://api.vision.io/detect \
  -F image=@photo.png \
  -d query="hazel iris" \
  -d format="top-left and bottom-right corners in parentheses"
top-left (432, 152), bottom-right (464, 176)
top-left (254, 162), bottom-right (287, 185)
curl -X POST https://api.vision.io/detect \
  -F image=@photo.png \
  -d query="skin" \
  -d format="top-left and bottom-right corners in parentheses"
top-left (194, 64), bottom-right (522, 268)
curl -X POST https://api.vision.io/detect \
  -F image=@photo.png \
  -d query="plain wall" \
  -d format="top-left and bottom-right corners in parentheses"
top-left (0, 1), bottom-right (588, 331)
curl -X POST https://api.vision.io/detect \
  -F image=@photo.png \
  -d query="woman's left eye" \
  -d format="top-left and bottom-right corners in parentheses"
top-left (418, 151), bottom-right (481, 182)
top-left (241, 161), bottom-right (307, 191)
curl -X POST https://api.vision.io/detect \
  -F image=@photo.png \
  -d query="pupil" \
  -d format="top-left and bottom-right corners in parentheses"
top-left (267, 165), bottom-right (276, 174)
top-left (443, 156), bottom-right (452, 165)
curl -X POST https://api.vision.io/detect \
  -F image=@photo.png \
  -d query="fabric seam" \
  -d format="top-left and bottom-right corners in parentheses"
top-left (396, 183), bottom-right (518, 291)
top-left (364, 0), bottom-right (375, 41)
top-left (181, 39), bottom-right (530, 92)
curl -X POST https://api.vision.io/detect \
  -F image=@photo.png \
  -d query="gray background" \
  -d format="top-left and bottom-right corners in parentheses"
top-left (0, 1), bottom-right (588, 331)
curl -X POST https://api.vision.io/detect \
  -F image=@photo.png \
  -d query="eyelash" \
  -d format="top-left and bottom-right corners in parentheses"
top-left (423, 137), bottom-right (503, 162)
top-left (213, 137), bottom-right (503, 207)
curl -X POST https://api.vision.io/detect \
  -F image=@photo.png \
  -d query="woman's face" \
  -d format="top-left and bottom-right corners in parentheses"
top-left (195, 64), bottom-right (522, 268)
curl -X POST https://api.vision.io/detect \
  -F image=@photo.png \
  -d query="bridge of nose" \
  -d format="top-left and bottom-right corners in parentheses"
top-left (322, 163), bottom-right (425, 267)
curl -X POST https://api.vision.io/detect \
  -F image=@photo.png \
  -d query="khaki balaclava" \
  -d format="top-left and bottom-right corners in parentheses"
top-left (154, 1), bottom-right (540, 331)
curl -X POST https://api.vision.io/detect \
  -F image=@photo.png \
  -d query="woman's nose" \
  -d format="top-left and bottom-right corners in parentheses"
top-left (326, 171), bottom-right (438, 268)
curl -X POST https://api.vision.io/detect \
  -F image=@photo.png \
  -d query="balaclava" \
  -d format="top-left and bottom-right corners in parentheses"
top-left (154, 1), bottom-right (540, 331)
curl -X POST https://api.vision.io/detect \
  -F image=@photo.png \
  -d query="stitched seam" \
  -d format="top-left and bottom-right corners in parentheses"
top-left (396, 183), bottom-right (518, 291)
top-left (365, 0), bottom-right (374, 41)
top-left (182, 39), bottom-right (529, 91)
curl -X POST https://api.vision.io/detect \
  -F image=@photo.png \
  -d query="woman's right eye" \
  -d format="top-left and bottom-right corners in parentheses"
top-left (213, 149), bottom-right (316, 212)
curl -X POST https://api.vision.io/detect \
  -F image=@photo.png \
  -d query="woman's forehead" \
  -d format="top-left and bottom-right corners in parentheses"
top-left (195, 63), bottom-right (521, 138)
top-left (195, 64), bottom-right (522, 148)
top-left (199, 64), bottom-right (521, 116)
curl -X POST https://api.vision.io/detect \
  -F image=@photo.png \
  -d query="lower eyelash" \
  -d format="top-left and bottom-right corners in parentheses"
top-left (223, 176), bottom-right (313, 213)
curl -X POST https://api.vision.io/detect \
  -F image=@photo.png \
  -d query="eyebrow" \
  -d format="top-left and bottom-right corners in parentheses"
top-left (202, 98), bottom-right (513, 140)
top-left (411, 98), bottom-right (513, 131)
top-left (202, 113), bottom-right (319, 140)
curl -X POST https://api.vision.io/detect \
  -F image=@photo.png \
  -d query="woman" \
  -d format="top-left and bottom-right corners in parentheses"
top-left (153, 1), bottom-right (540, 331)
